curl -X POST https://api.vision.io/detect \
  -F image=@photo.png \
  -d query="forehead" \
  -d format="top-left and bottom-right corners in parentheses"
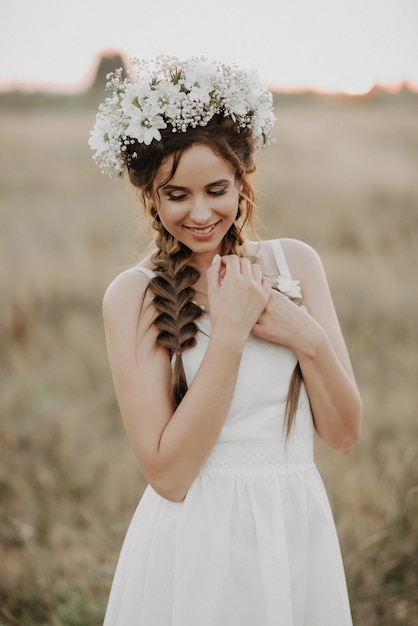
top-left (155, 144), bottom-right (235, 187)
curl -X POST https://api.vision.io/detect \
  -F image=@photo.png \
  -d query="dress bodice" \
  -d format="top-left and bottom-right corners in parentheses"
top-left (133, 239), bottom-right (314, 450)
top-left (182, 313), bottom-right (314, 447)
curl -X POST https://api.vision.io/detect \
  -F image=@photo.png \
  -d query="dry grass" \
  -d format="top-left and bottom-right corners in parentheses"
top-left (0, 92), bottom-right (417, 625)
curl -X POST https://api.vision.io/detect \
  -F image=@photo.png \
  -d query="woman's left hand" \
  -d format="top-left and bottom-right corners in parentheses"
top-left (252, 286), bottom-right (320, 356)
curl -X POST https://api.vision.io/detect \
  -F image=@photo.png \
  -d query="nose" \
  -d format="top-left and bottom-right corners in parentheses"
top-left (189, 195), bottom-right (212, 224)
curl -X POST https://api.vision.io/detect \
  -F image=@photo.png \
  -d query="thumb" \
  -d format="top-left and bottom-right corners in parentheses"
top-left (261, 276), bottom-right (273, 303)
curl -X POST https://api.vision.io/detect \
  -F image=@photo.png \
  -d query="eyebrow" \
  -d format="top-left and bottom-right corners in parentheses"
top-left (162, 178), bottom-right (231, 191)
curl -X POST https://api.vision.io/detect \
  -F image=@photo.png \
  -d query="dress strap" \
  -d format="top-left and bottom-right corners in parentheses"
top-left (132, 265), bottom-right (156, 279)
top-left (269, 239), bottom-right (304, 302)
top-left (269, 239), bottom-right (292, 278)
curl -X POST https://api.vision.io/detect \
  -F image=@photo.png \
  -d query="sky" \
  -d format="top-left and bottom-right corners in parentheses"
top-left (1, 0), bottom-right (417, 95)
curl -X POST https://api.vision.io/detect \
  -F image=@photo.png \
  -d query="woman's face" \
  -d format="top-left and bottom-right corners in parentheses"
top-left (152, 144), bottom-right (241, 266)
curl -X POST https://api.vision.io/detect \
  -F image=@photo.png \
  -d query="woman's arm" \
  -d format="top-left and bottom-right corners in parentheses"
top-left (103, 255), bottom-right (270, 502)
top-left (252, 238), bottom-right (362, 453)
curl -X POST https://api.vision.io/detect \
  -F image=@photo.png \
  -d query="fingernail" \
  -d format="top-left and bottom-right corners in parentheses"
top-left (212, 254), bottom-right (220, 264)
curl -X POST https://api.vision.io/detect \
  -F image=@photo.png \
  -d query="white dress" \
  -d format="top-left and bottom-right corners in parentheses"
top-left (103, 240), bottom-right (353, 626)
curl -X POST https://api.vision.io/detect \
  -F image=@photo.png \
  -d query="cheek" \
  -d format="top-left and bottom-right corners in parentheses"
top-left (224, 191), bottom-right (240, 216)
top-left (157, 202), bottom-right (187, 228)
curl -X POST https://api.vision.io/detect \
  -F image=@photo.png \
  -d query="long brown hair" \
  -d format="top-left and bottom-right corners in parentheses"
top-left (125, 115), bottom-right (303, 438)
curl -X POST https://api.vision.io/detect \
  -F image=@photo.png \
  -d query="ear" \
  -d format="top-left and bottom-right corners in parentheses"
top-left (144, 192), bottom-right (158, 216)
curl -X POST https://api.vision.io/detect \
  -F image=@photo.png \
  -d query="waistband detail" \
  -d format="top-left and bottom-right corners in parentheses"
top-left (199, 439), bottom-right (314, 477)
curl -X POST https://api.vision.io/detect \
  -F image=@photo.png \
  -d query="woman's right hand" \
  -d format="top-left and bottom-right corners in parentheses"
top-left (207, 254), bottom-right (271, 346)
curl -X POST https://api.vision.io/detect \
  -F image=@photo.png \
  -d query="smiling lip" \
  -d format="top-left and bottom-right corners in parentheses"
top-left (184, 222), bottom-right (220, 239)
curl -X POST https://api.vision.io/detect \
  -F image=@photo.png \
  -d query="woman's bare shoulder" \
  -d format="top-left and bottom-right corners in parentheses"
top-left (104, 248), bottom-right (156, 303)
top-left (250, 237), bottom-right (322, 277)
top-left (104, 267), bottom-right (146, 304)
top-left (278, 238), bottom-right (323, 277)
top-left (279, 237), bottom-right (319, 257)
top-left (102, 265), bottom-right (156, 334)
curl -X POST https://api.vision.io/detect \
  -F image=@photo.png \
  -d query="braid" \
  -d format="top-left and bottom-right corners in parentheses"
top-left (148, 220), bottom-right (244, 409)
top-left (148, 232), bottom-right (201, 407)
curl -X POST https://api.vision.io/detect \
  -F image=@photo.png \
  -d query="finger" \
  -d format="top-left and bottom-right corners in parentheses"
top-left (206, 254), bottom-right (222, 289)
top-left (251, 262), bottom-right (262, 282)
top-left (221, 254), bottom-right (240, 276)
top-left (261, 276), bottom-right (273, 290)
top-left (239, 256), bottom-right (252, 278)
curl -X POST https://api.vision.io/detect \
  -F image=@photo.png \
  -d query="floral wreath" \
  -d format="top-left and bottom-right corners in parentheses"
top-left (89, 55), bottom-right (276, 178)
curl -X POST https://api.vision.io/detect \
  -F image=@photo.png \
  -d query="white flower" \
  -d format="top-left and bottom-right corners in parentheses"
top-left (182, 59), bottom-right (215, 91)
top-left (88, 115), bottom-right (112, 155)
top-left (132, 115), bottom-right (168, 145)
top-left (187, 83), bottom-right (211, 104)
top-left (156, 81), bottom-right (182, 115)
top-left (121, 81), bottom-right (152, 114)
top-left (275, 275), bottom-right (302, 299)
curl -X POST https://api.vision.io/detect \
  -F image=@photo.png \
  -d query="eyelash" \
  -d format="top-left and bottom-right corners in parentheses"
top-left (167, 188), bottom-right (227, 202)
top-left (167, 194), bottom-right (186, 202)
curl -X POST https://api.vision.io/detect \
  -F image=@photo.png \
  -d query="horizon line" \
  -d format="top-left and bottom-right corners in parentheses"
top-left (0, 77), bottom-right (417, 98)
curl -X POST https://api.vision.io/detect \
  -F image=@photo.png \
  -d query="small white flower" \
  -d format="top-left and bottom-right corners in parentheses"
top-left (183, 59), bottom-right (215, 91)
top-left (88, 116), bottom-right (112, 155)
top-left (275, 275), bottom-right (302, 299)
top-left (157, 81), bottom-right (182, 113)
top-left (132, 115), bottom-right (168, 145)
top-left (121, 81), bottom-right (152, 113)
top-left (188, 83), bottom-right (211, 104)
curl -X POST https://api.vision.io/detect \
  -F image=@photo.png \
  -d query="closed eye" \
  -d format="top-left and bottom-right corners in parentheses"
top-left (167, 193), bottom-right (187, 201)
top-left (208, 186), bottom-right (227, 196)
top-left (167, 187), bottom-right (227, 201)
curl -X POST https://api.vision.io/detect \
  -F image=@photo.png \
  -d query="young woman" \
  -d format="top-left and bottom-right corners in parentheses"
top-left (90, 56), bottom-right (362, 626)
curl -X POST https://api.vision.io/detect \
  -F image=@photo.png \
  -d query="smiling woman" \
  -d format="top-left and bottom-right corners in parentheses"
top-left (90, 56), bottom-right (361, 625)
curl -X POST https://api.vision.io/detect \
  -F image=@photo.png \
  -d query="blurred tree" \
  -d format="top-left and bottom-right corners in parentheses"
top-left (89, 51), bottom-right (127, 91)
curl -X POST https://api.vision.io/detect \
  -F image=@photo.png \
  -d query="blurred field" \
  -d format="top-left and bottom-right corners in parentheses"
top-left (0, 91), bottom-right (417, 625)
